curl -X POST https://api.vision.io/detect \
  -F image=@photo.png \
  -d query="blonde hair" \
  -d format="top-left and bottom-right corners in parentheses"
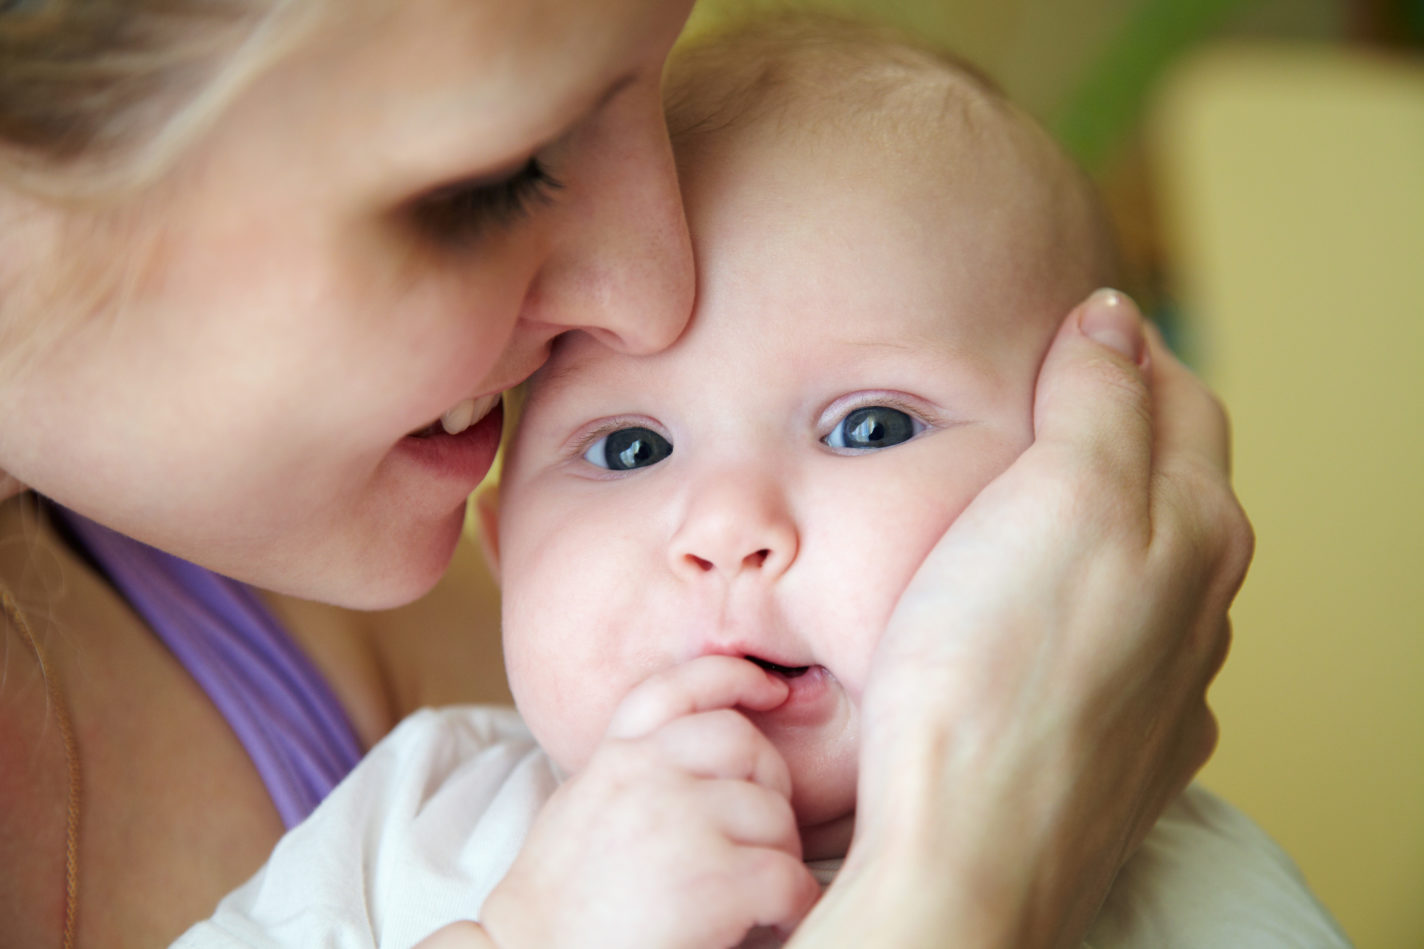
top-left (666, 11), bottom-right (1007, 148)
top-left (0, 0), bottom-right (330, 201)
top-left (665, 10), bottom-right (1120, 293)
top-left (0, 0), bottom-right (336, 379)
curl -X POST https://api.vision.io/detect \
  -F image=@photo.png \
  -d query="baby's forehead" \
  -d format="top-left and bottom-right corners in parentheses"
top-left (515, 20), bottom-right (1119, 427)
top-left (668, 22), bottom-right (1033, 166)
top-left (675, 105), bottom-right (1090, 335)
top-left (664, 20), bottom-right (1113, 299)
top-left (519, 201), bottom-right (1049, 418)
top-left (676, 58), bottom-right (1080, 235)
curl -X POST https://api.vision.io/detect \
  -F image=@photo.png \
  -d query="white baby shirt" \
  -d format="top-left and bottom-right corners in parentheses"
top-left (174, 706), bottom-right (1351, 949)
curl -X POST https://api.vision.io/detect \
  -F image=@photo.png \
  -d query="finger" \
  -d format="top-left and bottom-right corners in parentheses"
top-left (698, 779), bottom-right (803, 856)
top-left (650, 708), bottom-right (794, 798)
top-left (725, 848), bottom-right (822, 938)
top-left (608, 655), bottom-right (789, 740)
top-left (1189, 619), bottom-right (1229, 770)
top-left (411, 921), bottom-right (492, 949)
top-left (1208, 618), bottom-right (1233, 683)
top-left (1148, 402), bottom-right (1254, 613)
top-left (1031, 288), bottom-right (1154, 503)
top-left (1144, 322), bottom-right (1231, 474)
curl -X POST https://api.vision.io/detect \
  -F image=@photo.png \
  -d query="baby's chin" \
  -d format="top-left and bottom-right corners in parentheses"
top-left (799, 811), bottom-right (856, 861)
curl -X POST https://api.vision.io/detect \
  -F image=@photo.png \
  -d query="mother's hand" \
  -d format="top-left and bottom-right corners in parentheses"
top-left (794, 290), bottom-right (1252, 949)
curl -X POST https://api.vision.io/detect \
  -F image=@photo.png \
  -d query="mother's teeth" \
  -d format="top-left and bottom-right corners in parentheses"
top-left (438, 393), bottom-right (501, 436)
top-left (440, 398), bottom-right (476, 435)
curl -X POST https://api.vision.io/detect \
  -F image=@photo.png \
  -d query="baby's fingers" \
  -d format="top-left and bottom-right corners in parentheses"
top-left (411, 921), bottom-right (494, 949)
top-left (652, 708), bottom-right (794, 799)
top-left (608, 654), bottom-right (788, 740)
top-left (698, 778), bottom-right (803, 857)
top-left (718, 847), bottom-right (822, 940)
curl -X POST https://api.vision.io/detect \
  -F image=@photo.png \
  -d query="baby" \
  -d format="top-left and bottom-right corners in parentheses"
top-left (179, 14), bottom-right (1347, 949)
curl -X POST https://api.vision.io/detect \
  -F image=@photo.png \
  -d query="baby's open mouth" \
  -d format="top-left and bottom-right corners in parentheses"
top-left (747, 656), bottom-right (811, 679)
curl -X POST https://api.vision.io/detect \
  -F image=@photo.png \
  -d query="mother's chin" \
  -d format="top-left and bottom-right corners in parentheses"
top-left (238, 500), bottom-right (469, 611)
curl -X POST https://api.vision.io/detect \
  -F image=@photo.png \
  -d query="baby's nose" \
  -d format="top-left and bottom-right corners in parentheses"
top-left (669, 477), bottom-right (798, 581)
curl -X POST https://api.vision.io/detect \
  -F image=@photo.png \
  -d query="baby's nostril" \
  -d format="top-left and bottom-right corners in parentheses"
top-left (686, 554), bottom-right (714, 572)
top-left (745, 549), bottom-right (770, 568)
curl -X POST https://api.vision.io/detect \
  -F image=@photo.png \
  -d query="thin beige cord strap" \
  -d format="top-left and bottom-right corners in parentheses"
top-left (2, 587), bottom-right (81, 949)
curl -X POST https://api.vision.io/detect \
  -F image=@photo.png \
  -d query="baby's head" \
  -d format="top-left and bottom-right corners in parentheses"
top-left (483, 13), bottom-right (1117, 856)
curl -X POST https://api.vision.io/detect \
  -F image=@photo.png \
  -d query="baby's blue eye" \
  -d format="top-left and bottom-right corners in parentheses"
top-left (583, 426), bottom-right (673, 471)
top-left (825, 406), bottom-right (922, 451)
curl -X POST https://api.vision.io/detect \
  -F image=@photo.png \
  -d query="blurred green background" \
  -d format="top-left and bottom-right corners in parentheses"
top-left (683, 2), bottom-right (1423, 946)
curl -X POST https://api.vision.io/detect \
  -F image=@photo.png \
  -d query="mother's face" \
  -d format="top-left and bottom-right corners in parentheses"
top-left (0, 0), bottom-right (695, 607)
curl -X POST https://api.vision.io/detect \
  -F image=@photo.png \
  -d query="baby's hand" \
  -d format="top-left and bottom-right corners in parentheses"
top-left (479, 656), bottom-right (820, 949)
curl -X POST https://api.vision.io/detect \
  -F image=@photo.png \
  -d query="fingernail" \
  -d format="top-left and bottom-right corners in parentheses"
top-left (1078, 288), bottom-right (1145, 365)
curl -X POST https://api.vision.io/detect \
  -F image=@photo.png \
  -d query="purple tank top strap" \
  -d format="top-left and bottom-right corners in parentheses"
top-left (51, 504), bottom-right (364, 828)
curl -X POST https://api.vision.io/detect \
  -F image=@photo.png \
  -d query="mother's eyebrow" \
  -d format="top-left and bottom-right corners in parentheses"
top-left (496, 72), bottom-right (637, 169)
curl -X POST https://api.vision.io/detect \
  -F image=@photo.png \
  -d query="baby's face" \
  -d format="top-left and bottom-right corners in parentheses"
top-left (495, 102), bottom-right (1079, 853)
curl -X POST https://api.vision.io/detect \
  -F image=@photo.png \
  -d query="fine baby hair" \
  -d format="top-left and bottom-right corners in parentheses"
top-left (664, 8), bottom-right (1122, 307)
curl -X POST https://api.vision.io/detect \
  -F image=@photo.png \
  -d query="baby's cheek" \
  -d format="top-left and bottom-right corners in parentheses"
top-left (502, 609), bottom-right (623, 773)
top-left (505, 648), bottom-right (603, 773)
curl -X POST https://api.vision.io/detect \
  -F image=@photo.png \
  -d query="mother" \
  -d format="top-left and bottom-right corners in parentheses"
top-left (0, 1), bottom-right (1246, 947)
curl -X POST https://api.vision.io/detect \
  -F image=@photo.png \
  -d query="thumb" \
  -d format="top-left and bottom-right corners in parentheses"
top-left (1031, 288), bottom-right (1154, 500)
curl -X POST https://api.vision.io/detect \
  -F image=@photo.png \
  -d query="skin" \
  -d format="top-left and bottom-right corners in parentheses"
top-left (0, 6), bottom-right (1248, 949)
top-left (0, 1), bottom-right (695, 946)
top-left (470, 82), bottom-right (1129, 946)
top-left (498, 95), bottom-right (1078, 839)
top-left (0, 0), bottom-right (694, 609)
top-left (795, 307), bottom-right (1245, 949)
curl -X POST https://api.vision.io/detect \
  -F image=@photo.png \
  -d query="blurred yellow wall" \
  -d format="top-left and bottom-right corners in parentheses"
top-left (684, 0), bottom-right (1343, 136)
top-left (1151, 46), bottom-right (1424, 948)
top-left (685, 0), bottom-right (1147, 122)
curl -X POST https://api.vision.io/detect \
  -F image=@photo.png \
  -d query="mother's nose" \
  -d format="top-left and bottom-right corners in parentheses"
top-left (669, 474), bottom-right (799, 582)
top-left (529, 84), bottom-right (693, 355)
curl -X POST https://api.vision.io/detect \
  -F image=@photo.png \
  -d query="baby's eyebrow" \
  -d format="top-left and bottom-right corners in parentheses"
top-left (829, 336), bottom-right (922, 353)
